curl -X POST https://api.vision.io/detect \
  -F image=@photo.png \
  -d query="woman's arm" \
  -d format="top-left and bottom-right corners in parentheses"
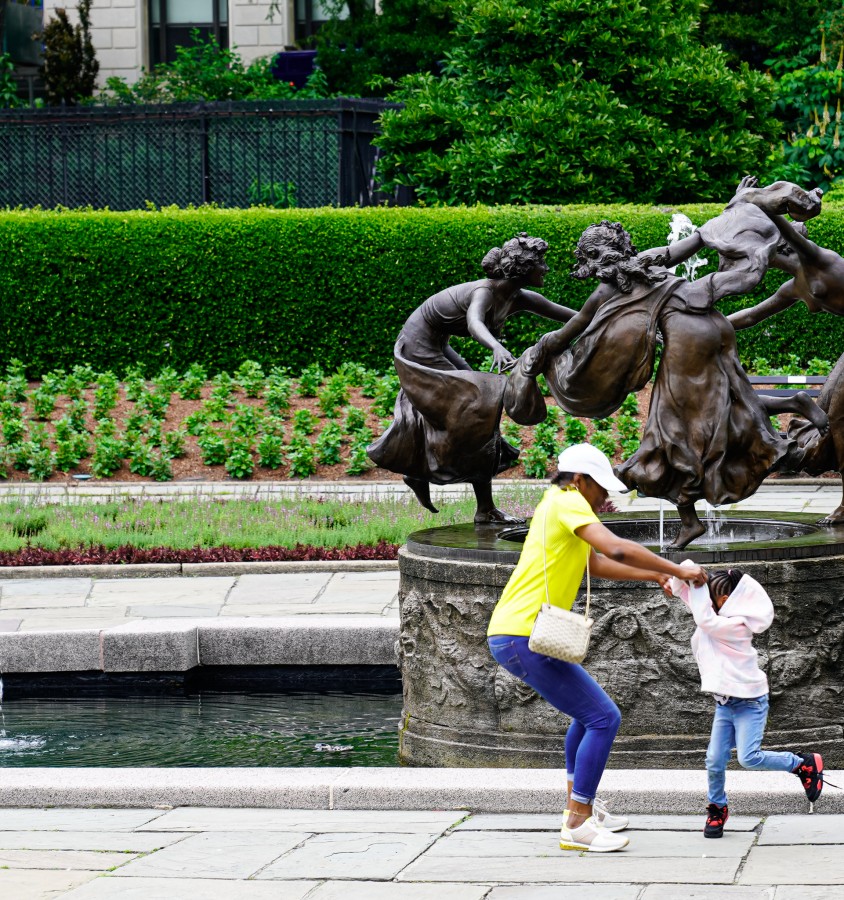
top-left (588, 550), bottom-right (671, 588)
top-left (517, 289), bottom-right (579, 323)
top-left (577, 521), bottom-right (706, 584)
top-left (641, 232), bottom-right (704, 268)
top-left (465, 287), bottom-right (516, 372)
top-left (768, 213), bottom-right (822, 263)
top-left (727, 281), bottom-right (798, 330)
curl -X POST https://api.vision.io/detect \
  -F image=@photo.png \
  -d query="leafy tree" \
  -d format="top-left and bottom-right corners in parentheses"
top-left (376, 0), bottom-right (779, 205)
top-left (40, 0), bottom-right (99, 105)
top-left (313, 0), bottom-right (455, 97)
top-left (698, 0), bottom-right (828, 69)
top-left (766, 11), bottom-right (844, 192)
top-left (0, 52), bottom-right (23, 108)
top-left (100, 31), bottom-right (330, 104)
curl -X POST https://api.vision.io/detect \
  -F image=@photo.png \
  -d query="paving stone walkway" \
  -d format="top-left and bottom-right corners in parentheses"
top-left (1, 808), bottom-right (842, 899)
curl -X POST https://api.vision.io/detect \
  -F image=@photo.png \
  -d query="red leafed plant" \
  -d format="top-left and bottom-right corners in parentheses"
top-left (0, 540), bottom-right (400, 567)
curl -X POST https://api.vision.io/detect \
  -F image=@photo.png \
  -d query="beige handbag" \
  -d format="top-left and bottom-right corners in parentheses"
top-left (527, 506), bottom-right (593, 664)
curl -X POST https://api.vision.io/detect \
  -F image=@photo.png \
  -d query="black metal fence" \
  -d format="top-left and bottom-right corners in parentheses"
top-left (0, 98), bottom-right (411, 209)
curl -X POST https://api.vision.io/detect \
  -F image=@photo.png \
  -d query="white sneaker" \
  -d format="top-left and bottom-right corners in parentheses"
top-left (564, 800), bottom-right (629, 833)
top-left (559, 815), bottom-right (629, 852)
top-left (593, 797), bottom-right (629, 832)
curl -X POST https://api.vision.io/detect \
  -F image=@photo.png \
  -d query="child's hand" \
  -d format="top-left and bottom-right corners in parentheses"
top-left (654, 573), bottom-right (673, 595)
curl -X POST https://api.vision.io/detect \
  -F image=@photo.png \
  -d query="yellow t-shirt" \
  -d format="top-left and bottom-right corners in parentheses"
top-left (487, 486), bottom-right (599, 637)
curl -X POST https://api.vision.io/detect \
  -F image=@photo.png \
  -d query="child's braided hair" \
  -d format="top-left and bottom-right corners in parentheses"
top-left (708, 568), bottom-right (744, 609)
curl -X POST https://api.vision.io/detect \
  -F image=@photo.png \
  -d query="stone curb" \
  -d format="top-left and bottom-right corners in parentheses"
top-left (0, 768), bottom-right (840, 814)
top-left (0, 616), bottom-right (400, 673)
top-left (0, 559), bottom-right (398, 580)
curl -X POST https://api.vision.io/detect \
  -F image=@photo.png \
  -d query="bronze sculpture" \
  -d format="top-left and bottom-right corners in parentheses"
top-left (370, 180), bottom-right (840, 549)
top-left (366, 233), bottom-right (576, 523)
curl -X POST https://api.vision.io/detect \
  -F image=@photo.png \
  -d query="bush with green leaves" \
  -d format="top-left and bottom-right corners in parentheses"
top-left (257, 432), bottom-right (284, 469)
top-left (231, 404), bottom-right (262, 439)
top-left (298, 364), bottom-right (324, 398)
top-left (316, 422), bottom-right (343, 465)
top-left (590, 429), bottom-right (618, 459)
top-left (343, 406), bottom-right (369, 436)
top-left (292, 409), bottom-right (317, 436)
top-left (314, 0), bottom-right (455, 98)
top-left (151, 452), bottom-right (174, 482)
top-left (90, 436), bottom-right (124, 477)
top-left (5, 359), bottom-right (27, 402)
top-left (162, 428), bottom-right (188, 459)
top-left (235, 360), bottom-right (266, 397)
top-left (346, 433), bottom-right (373, 475)
top-left (27, 446), bottom-right (56, 482)
top-left (225, 441), bottom-right (254, 479)
top-left (31, 385), bottom-right (57, 420)
top-left (287, 434), bottom-right (317, 478)
top-left (178, 363), bottom-right (208, 400)
top-left (521, 442), bottom-right (550, 479)
top-left (562, 414), bottom-right (588, 447)
top-left (265, 369), bottom-right (293, 413)
top-left (377, 0), bottom-right (777, 204)
top-left (198, 432), bottom-right (228, 466)
top-left (93, 372), bottom-right (119, 419)
top-left (372, 373), bottom-right (400, 417)
top-left (123, 366), bottom-right (146, 402)
top-left (8, 205), bottom-right (844, 375)
top-left (317, 374), bottom-right (350, 418)
top-left (98, 31), bottom-right (326, 105)
top-left (129, 442), bottom-right (156, 477)
top-left (502, 419), bottom-right (522, 449)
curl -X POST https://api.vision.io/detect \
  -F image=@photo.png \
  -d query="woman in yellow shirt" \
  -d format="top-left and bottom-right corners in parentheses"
top-left (488, 443), bottom-right (706, 852)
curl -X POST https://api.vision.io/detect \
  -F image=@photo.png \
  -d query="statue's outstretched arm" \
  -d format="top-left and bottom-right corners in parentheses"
top-left (768, 213), bottom-right (823, 264)
top-left (518, 289), bottom-right (578, 323)
top-left (642, 233), bottom-right (704, 269)
top-left (727, 280), bottom-right (799, 330)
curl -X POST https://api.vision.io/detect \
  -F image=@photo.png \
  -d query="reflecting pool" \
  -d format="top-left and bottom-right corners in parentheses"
top-left (0, 690), bottom-right (401, 767)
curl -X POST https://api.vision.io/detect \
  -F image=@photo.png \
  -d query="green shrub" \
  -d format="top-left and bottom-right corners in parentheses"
top-left (521, 442), bottom-right (550, 479)
top-left (298, 364), bottom-right (324, 398)
top-left (318, 374), bottom-right (350, 418)
top-left (377, 0), bottom-right (777, 205)
top-left (257, 432), bottom-right (284, 468)
top-left (372, 373), bottom-right (400, 417)
top-left (292, 409), bottom-right (317, 435)
top-left (178, 362), bottom-right (208, 400)
top-left (27, 446), bottom-right (56, 481)
top-left (31, 385), bottom-right (57, 420)
top-left (287, 434), bottom-right (317, 478)
top-left (162, 428), bottom-right (188, 458)
top-left (151, 452), bottom-right (174, 481)
top-left (346, 434), bottom-right (373, 475)
top-left (563, 414), bottom-right (588, 446)
top-left (91, 436), bottom-right (124, 477)
top-left (265, 368), bottom-right (293, 413)
top-left (316, 422), bottom-right (343, 465)
top-left (198, 432), bottom-right (228, 466)
top-left (5, 205), bottom-right (844, 375)
top-left (235, 359), bottom-right (265, 397)
top-left (225, 441), bottom-right (254, 479)
top-left (343, 406), bottom-right (368, 436)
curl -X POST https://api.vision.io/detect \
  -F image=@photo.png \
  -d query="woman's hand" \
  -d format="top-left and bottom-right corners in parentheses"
top-left (677, 563), bottom-right (707, 586)
top-left (493, 345), bottom-right (517, 372)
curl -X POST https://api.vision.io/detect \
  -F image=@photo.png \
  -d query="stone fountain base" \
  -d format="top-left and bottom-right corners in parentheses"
top-left (397, 513), bottom-right (844, 768)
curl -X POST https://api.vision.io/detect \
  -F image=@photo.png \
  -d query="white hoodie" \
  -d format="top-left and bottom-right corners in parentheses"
top-left (669, 566), bottom-right (774, 699)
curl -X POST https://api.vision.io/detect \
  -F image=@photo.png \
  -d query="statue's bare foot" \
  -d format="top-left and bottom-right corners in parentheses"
top-left (403, 477), bottom-right (438, 514)
top-left (667, 520), bottom-right (707, 551)
top-left (474, 507), bottom-right (525, 525)
top-left (818, 505), bottom-right (844, 526)
top-left (792, 391), bottom-right (829, 435)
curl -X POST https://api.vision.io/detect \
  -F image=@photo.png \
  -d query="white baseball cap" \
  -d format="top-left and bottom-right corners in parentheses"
top-left (557, 443), bottom-right (628, 492)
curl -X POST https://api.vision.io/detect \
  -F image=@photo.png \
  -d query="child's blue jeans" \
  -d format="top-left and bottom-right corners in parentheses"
top-left (706, 694), bottom-right (802, 806)
top-left (488, 634), bottom-right (621, 804)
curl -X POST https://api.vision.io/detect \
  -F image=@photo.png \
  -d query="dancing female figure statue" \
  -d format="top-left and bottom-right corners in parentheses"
top-left (514, 219), bottom-right (825, 549)
top-left (367, 233), bottom-right (576, 523)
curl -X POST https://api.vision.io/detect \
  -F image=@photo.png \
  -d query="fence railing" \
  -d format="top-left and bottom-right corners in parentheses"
top-left (0, 98), bottom-right (411, 209)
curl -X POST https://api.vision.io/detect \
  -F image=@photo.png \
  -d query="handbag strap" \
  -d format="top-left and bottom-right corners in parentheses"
top-left (542, 492), bottom-right (590, 619)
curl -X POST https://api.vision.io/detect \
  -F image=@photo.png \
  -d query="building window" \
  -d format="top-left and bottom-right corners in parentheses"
top-left (294, 0), bottom-right (349, 42)
top-left (149, 0), bottom-right (229, 67)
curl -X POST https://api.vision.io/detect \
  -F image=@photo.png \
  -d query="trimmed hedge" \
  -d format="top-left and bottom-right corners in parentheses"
top-left (3, 204), bottom-right (844, 377)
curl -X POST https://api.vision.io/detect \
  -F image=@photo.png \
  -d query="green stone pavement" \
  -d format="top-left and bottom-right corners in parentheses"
top-left (1, 808), bottom-right (843, 899)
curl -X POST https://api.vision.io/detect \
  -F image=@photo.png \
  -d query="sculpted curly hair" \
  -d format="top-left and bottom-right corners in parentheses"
top-left (482, 232), bottom-right (549, 279)
top-left (572, 220), bottom-right (669, 293)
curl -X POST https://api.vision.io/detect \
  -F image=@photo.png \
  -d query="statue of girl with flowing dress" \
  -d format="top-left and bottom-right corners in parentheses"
top-left (367, 233), bottom-right (577, 523)
top-left (512, 219), bottom-right (826, 549)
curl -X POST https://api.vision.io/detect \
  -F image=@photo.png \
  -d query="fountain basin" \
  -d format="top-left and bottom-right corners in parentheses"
top-left (398, 511), bottom-right (844, 768)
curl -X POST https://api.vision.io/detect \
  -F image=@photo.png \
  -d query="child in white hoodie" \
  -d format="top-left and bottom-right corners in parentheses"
top-left (670, 566), bottom-right (823, 838)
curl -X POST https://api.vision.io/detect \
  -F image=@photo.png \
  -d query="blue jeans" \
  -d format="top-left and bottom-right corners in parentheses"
top-left (706, 694), bottom-right (802, 806)
top-left (488, 634), bottom-right (621, 804)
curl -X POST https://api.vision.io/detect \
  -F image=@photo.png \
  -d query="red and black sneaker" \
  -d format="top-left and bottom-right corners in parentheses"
top-left (704, 803), bottom-right (729, 839)
top-left (794, 752), bottom-right (824, 803)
